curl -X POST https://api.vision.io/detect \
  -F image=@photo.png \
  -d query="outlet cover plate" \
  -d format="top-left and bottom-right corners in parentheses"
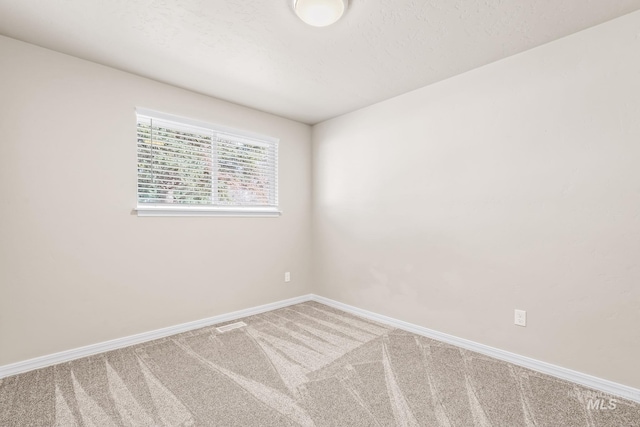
top-left (514, 309), bottom-right (527, 327)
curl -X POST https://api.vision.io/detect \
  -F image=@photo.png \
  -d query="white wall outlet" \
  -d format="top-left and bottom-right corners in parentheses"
top-left (284, 272), bottom-right (291, 282)
top-left (514, 309), bottom-right (527, 327)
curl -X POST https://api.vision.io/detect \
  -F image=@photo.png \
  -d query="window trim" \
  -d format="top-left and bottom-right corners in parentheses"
top-left (134, 204), bottom-right (281, 217)
top-left (135, 108), bottom-right (281, 217)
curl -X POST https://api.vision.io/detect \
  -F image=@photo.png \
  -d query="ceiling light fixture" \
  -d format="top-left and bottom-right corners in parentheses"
top-left (293, 0), bottom-right (348, 27)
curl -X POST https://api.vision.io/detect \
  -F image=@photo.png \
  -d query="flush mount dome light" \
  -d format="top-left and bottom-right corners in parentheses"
top-left (293, 0), bottom-right (348, 27)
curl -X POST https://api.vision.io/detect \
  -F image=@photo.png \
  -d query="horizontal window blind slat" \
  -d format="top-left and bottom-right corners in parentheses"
top-left (137, 171), bottom-right (211, 181)
top-left (218, 154), bottom-right (274, 164)
top-left (138, 191), bottom-right (212, 196)
top-left (137, 202), bottom-right (278, 209)
top-left (217, 145), bottom-right (275, 157)
top-left (137, 126), bottom-right (211, 140)
top-left (138, 191), bottom-right (212, 197)
top-left (217, 167), bottom-right (275, 174)
top-left (138, 150), bottom-right (212, 164)
top-left (217, 173), bottom-right (274, 182)
top-left (137, 136), bottom-right (212, 151)
top-left (137, 116), bottom-right (214, 135)
top-left (216, 133), bottom-right (273, 148)
top-left (137, 140), bottom-right (212, 155)
top-left (217, 139), bottom-right (270, 147)
top-left (139, 188), bottom-right (275, 202)
top-left (215, 201), bottom-right (276, 207)
top-left (138, 199), bottom-right (212, 204)
top-left (143, 136), bottom-right (212, 148)
top-left (137, 183), bottom-right (212, 191)
top-left (138, 185), bottom-right (212, 194)
top-left (217, 159), bottom-right (276, 170)
top-left (218, 156), bottom-right (276, 166)
top-left (217, 172), bottom-right (274, 180)
top-left (138, 172), bottom-right (211, 182)
top-left (137, 183), bottom-right (212, 192)
top-left (217, 143), bottom-right (275, 152)
top-left (139, 162), bottom-right (211, 174)
top-left (217, 144), bottom-right (274, 152)
top-left (137, 150), bottom-right (212, 163)
top-left (142, 126), bottom-right (211, 137)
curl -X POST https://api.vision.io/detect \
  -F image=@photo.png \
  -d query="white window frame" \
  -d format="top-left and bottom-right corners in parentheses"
top-left (135, 108), bottom-right (280, 217)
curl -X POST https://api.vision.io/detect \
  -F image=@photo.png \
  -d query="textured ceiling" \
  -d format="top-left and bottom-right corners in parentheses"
top-left (1, 0), bottom-right (639, 124)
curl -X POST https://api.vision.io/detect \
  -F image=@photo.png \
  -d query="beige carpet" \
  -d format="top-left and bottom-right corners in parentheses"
top-left (1, 301), bottom-right (638, 426)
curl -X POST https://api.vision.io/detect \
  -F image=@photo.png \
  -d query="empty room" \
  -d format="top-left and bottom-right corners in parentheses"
top-left (1, 1), bottom-right (639, 426)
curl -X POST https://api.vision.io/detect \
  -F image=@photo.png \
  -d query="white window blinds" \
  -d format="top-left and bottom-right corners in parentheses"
top-left (136, 110), bottom-right (279, 216)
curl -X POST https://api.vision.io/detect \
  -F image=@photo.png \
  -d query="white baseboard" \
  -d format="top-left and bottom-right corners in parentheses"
top-left (309, 294), bottom-right (640, 403)
top-left (2, 293), bottom-right (638, 404)
top-left (0, 294), bottom-right (312, 380)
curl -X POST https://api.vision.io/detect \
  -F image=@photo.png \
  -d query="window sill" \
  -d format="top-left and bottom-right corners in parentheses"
top-left (135, 205), bottom-right (282, 217)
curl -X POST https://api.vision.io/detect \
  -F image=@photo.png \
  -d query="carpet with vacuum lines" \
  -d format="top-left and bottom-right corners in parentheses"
top-left (1, 301), bottom-right (638, 426)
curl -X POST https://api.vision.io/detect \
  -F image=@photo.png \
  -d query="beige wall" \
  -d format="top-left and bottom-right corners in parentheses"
top-left (0, 36), bottom-right (312, 366)
top-left (312, 11), bottom-right (640, 388)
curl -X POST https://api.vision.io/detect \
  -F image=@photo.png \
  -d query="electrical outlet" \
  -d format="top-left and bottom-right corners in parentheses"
top-left (284, 272), bottom-right (291, 282)
top-left (514, 309), bottom-right (526, 327)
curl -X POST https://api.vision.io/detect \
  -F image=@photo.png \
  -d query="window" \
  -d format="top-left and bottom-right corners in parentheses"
top-left (135, 109), bottom-right (279, 216)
